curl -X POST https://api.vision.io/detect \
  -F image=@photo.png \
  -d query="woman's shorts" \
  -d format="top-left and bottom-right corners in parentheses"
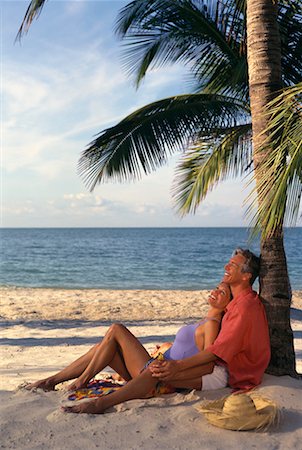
top-left (202, 365), bottom-right (228, 390)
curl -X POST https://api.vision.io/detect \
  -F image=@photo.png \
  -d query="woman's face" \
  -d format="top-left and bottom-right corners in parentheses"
top-left (208, 282), bottom-right (231, 310)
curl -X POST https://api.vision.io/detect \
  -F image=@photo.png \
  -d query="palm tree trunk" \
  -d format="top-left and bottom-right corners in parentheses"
top-left (246, 0), bottom-right (297, 375)
top-left (260, 234), bottom-right (296, 375)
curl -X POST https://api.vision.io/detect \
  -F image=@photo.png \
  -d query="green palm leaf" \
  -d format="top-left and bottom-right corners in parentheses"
top-left (116, 0), bottom-right (246, 93)
top-left (278, 1), bottom-right (302, 86)
top-left (116, 0), bottom-right (301, 92)
top-left (78, 93), bottom-right (249, 191)
top-left (16, 0), bottom-right (48, 41)
top-left (247, 83), bottom-right (302, 237)
top-left (173, 123), bottom-right (252, 214)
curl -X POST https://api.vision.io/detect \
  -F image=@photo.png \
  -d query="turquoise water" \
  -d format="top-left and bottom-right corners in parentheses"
top-left (0, 228), bottom-right (301, 289)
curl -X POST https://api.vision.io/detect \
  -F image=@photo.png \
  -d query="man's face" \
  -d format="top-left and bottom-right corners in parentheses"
top-left (223, 253), bottom-right (250, 286)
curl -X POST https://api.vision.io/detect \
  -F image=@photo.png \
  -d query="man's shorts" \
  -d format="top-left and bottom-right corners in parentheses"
top-left (202, 365), bottom-right (228, 390)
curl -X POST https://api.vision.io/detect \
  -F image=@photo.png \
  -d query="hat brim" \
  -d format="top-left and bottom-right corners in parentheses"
top-left (195, 394), bottom-right (279, 431)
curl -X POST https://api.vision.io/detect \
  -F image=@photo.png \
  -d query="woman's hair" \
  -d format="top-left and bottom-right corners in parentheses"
top-left (232, 248), bottom-right (260, 285)
top-left (226, 284), bottom-right (233, 301)
top-left (220, 282), bottom-right (232, 300)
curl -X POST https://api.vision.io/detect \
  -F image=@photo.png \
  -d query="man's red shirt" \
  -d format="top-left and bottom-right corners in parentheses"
top-left (207, 287), bottom-right (270, 390)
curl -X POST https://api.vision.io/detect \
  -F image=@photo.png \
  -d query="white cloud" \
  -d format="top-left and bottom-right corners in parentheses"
top-left (3, 74), bottom-right (49, 116)
top-left (62, 192), bottom-right (113, 214)
top-left (133, 204), bottom-right (157, 215)
top-left (64, 1), bottom-right (87, 16)
top-left (2, 44), bottom-right (137, 180)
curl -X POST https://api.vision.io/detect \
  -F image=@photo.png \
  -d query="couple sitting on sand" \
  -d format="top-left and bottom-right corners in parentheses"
top-left (28, 248), bottom-right (271, 414)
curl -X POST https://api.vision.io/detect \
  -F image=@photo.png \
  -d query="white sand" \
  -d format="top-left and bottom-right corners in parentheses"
top-left (1, 287), bottom-right (301, 449)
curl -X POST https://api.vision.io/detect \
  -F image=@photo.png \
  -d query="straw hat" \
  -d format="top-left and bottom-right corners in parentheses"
top-left (195, 393), bottom-right (279, 431)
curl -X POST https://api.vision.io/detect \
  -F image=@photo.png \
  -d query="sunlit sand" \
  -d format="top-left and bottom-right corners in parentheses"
top-left (1, 287), bottom-right (301, 449)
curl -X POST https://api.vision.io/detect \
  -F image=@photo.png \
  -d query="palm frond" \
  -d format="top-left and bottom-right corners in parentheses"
top-left (172, 123), bottom-right (252, 214)
top-left (278, 1), bottom-right (302, 86)
top-left (115, 0), bottom-right (301, 96)
top-left (16, 0), bottom-right (48, 41)
top-left (115, 0), bottom-right (245, 90)
top-left (247, 83), bottom-right (302, 237)
top-left (78, 93), bottom-right (250, 191)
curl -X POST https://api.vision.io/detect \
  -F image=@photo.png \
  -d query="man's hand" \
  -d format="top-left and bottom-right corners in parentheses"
top-left (149, 360), bottom-right (180, 381)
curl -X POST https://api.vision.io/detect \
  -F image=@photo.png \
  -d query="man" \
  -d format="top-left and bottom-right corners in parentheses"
top-left (150, 248), bottom-right (271, 391)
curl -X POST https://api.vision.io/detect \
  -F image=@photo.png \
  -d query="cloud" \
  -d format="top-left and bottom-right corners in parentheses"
top-left (62, 192), bottom-right (117, 214)
top-left (134, 204), bottom-right (157, 215)
top-left (64, 1), bottom-right (87, 16)
top-left (2, 60), bottom-right (128, 176)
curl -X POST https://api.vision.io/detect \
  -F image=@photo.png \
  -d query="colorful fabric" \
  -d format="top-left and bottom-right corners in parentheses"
top-left (67, 379), bottom-right (125, 401)
top-left (67, 378), bottom-right (176, 401)
top-left (151, 382), bottom-right (176, 396)
top-left (207, 287), bottom-right (270, 391)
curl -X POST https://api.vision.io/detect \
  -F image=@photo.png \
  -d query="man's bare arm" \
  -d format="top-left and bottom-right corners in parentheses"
top-left (150, 350), bottom-right (217, 381)
top-left (168, 361), bottom-right (215, 381)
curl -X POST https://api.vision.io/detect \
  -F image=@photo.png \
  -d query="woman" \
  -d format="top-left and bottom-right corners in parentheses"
top-left (28, 282), bottom-right (231, 414)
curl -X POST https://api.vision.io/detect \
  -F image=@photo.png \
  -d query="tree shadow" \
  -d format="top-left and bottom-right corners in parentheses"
top-left (0, 333), bottom-right (176, 347)
top-left (291, 308), bottom-right (302, 321)
top-left (293, 330), bottom-right (302, 339)
top-left (0, 318), bottom-right (186, 330)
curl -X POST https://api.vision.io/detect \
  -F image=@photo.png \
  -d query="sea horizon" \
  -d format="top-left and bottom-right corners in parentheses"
top-left (1, 226), bottom-right (301, 229)
top-left (1, 227), bottom-right (301, 290)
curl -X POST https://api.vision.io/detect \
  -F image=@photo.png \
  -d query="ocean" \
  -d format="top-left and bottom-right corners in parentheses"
top-left (0, 228), bottom-right (301, 290)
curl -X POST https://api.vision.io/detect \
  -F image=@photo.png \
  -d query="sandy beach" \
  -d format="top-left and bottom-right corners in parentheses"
top-left (1, 287), bottom-right (301, 449)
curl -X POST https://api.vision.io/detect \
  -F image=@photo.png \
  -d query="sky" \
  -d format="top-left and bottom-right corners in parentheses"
top-left (1, 0), bottom-right (294, 228)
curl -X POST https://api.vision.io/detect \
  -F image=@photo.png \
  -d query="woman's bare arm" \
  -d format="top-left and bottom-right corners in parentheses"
top-left (203, 320), bottom-right (221, 349)
top-left (195, 320), bottom-right (220, 352)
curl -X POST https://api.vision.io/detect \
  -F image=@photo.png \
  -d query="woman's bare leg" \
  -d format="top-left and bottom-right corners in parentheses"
top-left (26, 344), bottom-right (100, 390)
top-left (67, 324), bottom-right (150, 390)
top-left (27, 323), bottom-right (148, 391)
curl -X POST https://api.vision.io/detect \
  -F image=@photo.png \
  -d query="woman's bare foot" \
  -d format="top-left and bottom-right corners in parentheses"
top-left (26, 377), bottom-right (56, 391)
top-left (62, 398), bottom-right (105, 414)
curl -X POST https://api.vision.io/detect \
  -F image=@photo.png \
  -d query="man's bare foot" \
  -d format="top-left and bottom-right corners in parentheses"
top-left (62, 398), bottom-right (105, 414)
top-left (26, 378), bottom-right (56, 391)
top-left (67, 378), bottom-right (89, 391)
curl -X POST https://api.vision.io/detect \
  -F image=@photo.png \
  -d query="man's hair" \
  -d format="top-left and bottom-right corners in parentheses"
top-left (232, 248), bottom-right (260, 285)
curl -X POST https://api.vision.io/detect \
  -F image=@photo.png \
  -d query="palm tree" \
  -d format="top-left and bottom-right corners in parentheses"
top-left (18, 1), bottom-right (302, 375)
top-left (245, 0), bottom-right (300, 376)
top-left (247, 79), bottom-right (302, 373)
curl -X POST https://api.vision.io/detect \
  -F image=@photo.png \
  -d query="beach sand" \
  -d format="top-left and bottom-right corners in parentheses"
top-left (1, 287), bottom-right (301, 449)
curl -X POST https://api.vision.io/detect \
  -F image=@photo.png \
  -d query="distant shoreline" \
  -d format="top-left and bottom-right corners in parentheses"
top-left (0, 284), bottom-right (302, 299)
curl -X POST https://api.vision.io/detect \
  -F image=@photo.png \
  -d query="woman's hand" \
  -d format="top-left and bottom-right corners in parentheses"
top-left (149, 360), bottom-right (180, 381)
